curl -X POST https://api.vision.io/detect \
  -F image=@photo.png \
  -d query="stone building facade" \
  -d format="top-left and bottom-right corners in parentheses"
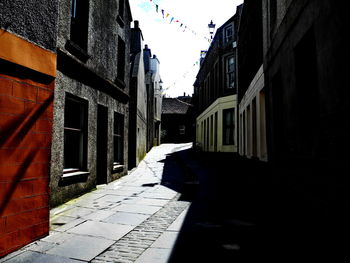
top-left (50, 0), bottom-right (132, 207)
top-left (129, 21), bottom-right (148, 169)
top-left (194, 6), bottom-right (242, 153)
top-left (144, 46), bottom-right (163, 151)
top-left (129, 22), bottom-right (163, 169)
top-left (161, 97), bottom-right (194, 143)
top-left (0, 0), bottom-right (58, 256)
top-left (237, 0), bottom-right (267, 161)
top-left (236, 0), bottom-right (350, 258)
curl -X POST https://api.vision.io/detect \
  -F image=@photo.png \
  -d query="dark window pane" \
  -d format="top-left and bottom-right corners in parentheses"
top-left (70, 0), bottom-right (89, 50)
top-left (114, 112), bottom-right (124, 164)
top-left (64, 94), bottom-right (87, 170)
top-left (64, 98), bottom-right (82, 129)
top-left (117, 37), bottom-right (126, 82)
top-left (64, 130), bottom-right (81, 168)
top-left (223, 108), bottom-right (235, 145)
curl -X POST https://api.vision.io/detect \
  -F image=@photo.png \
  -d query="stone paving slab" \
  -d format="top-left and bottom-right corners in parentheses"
top-left (138, 192), bottom-right (178, 200)
top-left (73, 199), bottom-right (117, 210)
top-left (167, 208), bottom-right (189, 231)
top-left (1, 251), bottom-right (85, 263)
top-left (103, 212), bottom-right (150, 226)
top-left (46, 235), bottom-right (115, 261)
top-left (52, 218), bottom-right (86, 232)
top-left (95, 194), bottom-right (126, 203)
top-left (133, 198), bottom-right (169, 207)
top-left (82, 210), bottom-right (116, 221)
top-left (24, 240), bottom-right (56, 253)
top-left (112, 204), bottom-right (162, 215)
top-left (67, 220), bottom-right (134, 240)
top-left (41, 231), bottom-right (75, 244)
top-left (134, 248), bottom-right (171, 263)
top-left (56, 206), bottom-right (95, 218)
top-left (151, 231), bottom-right (179, 249)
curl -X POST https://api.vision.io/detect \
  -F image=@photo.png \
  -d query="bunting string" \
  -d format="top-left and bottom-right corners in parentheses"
top-left (144, 0), bottom-right (212, 43)
top-left (162, 60), bottom-right (200, 95)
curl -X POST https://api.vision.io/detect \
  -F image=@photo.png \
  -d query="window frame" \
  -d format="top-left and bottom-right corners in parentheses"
top-left (223, 108), bottom-right (235, 145)
top-left (117, 36), bottom-right (126, 84)
top-left (70, 0), bottom-right (89, 51)
top-left (224, 24), bottom-right (234, 43)
top-left (226, 55), bottom-right (235, 89)
top-left (113, 112), bottom-right (124, 166)
top-left (63, 93), bottom-right (88, 172)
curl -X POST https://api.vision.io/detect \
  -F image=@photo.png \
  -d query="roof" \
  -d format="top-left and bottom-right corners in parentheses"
top-left (162, 98), bottom-right (193, 115)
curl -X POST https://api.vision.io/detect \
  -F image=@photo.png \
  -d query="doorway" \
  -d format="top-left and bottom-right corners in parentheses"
top-left (97, 105), bottom-right (108, 184)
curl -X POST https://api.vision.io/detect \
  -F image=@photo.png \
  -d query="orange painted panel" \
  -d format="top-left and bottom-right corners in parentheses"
top-left (0, 30), bottom-right (56, 77)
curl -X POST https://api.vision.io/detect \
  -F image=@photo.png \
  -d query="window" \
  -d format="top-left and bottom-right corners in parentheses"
top-left (63, 94), bottom-right (88, 171)
top-left (117, 37), bottom-right (126, 83)
top-left (226, 56), bottom-right (235, 89)
top-left (223, 108), bottom-right (235, 145)
top-left (113, 112), bottom-right (124, 165)
top-left (70, 0), bottom-right (89, 50)
top-left (224, 25), bottom-right (233, 43)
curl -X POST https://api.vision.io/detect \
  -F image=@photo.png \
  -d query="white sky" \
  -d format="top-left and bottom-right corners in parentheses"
top-left (129, 0), bottom-right (243, 98)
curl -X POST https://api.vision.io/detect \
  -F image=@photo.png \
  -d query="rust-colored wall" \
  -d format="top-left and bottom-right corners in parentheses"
top-left (0, 72), bottom-right (54, 257)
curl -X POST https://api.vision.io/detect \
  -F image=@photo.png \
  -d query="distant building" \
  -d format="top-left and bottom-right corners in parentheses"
top-left (144, 46), bottom-right (163, 150)
top-left (161, 96), bottom-right (194, 143)
top-left (129, 21), bottom-right (148, 169)
top-left (49, 0), bottom-right (132, 207)
top-left (0, 0), bottom-right (58, 256)
top-left (129, 21), bottom-right (162, 169)
top-left (193, 6), bottom-right (242, 152)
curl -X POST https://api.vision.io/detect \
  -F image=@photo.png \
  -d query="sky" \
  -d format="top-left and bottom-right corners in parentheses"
top-left (129, 0), bottom-right (244, 98)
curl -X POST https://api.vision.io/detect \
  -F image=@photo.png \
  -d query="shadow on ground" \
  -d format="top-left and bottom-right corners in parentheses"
top-left (160, 147), bottom-right (350, 262)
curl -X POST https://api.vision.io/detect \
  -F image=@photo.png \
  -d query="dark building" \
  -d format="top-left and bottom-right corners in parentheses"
top-left (161, 96), bottom-right (194, 143)
top-left (237, 0), bottom-right (267, 161)
top-left (237, 0), bottom-right (350, 259)
top-left (0, 0), bottom-right (58, 256)
top-left (49, 0), bottom-right (132, 207)
top-left (263, 0), bottom-right (350, 172)
top-left (194, 6), bottom-right (242, 152)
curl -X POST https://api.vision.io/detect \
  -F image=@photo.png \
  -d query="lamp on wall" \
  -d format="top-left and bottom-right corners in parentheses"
top-left (208, 20), bottom-right (216, 39)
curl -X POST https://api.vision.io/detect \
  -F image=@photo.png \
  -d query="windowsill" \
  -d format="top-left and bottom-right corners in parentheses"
top-left (113, 164), bottom-right (124, 173)
top-left (65, 40), bottom-right (90, 63)
top-left (61, 170), bottom-right (90, 182)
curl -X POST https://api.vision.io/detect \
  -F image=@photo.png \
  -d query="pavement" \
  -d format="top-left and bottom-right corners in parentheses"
top-left (2, 142), bottom-right (349, 262)
top-left (0, 143), bottom-right (193, 263)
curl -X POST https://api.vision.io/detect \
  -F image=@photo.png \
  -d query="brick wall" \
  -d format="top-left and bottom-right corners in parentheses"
top-left (0, 73), bottom-right (54, 257)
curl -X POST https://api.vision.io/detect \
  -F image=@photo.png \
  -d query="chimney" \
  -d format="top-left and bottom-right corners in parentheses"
top-left (134, 20), bottom-right (139, 29)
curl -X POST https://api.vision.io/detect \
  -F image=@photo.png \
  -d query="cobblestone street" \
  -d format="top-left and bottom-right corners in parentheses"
top-left (0, 143), bottom-right (192, 263)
